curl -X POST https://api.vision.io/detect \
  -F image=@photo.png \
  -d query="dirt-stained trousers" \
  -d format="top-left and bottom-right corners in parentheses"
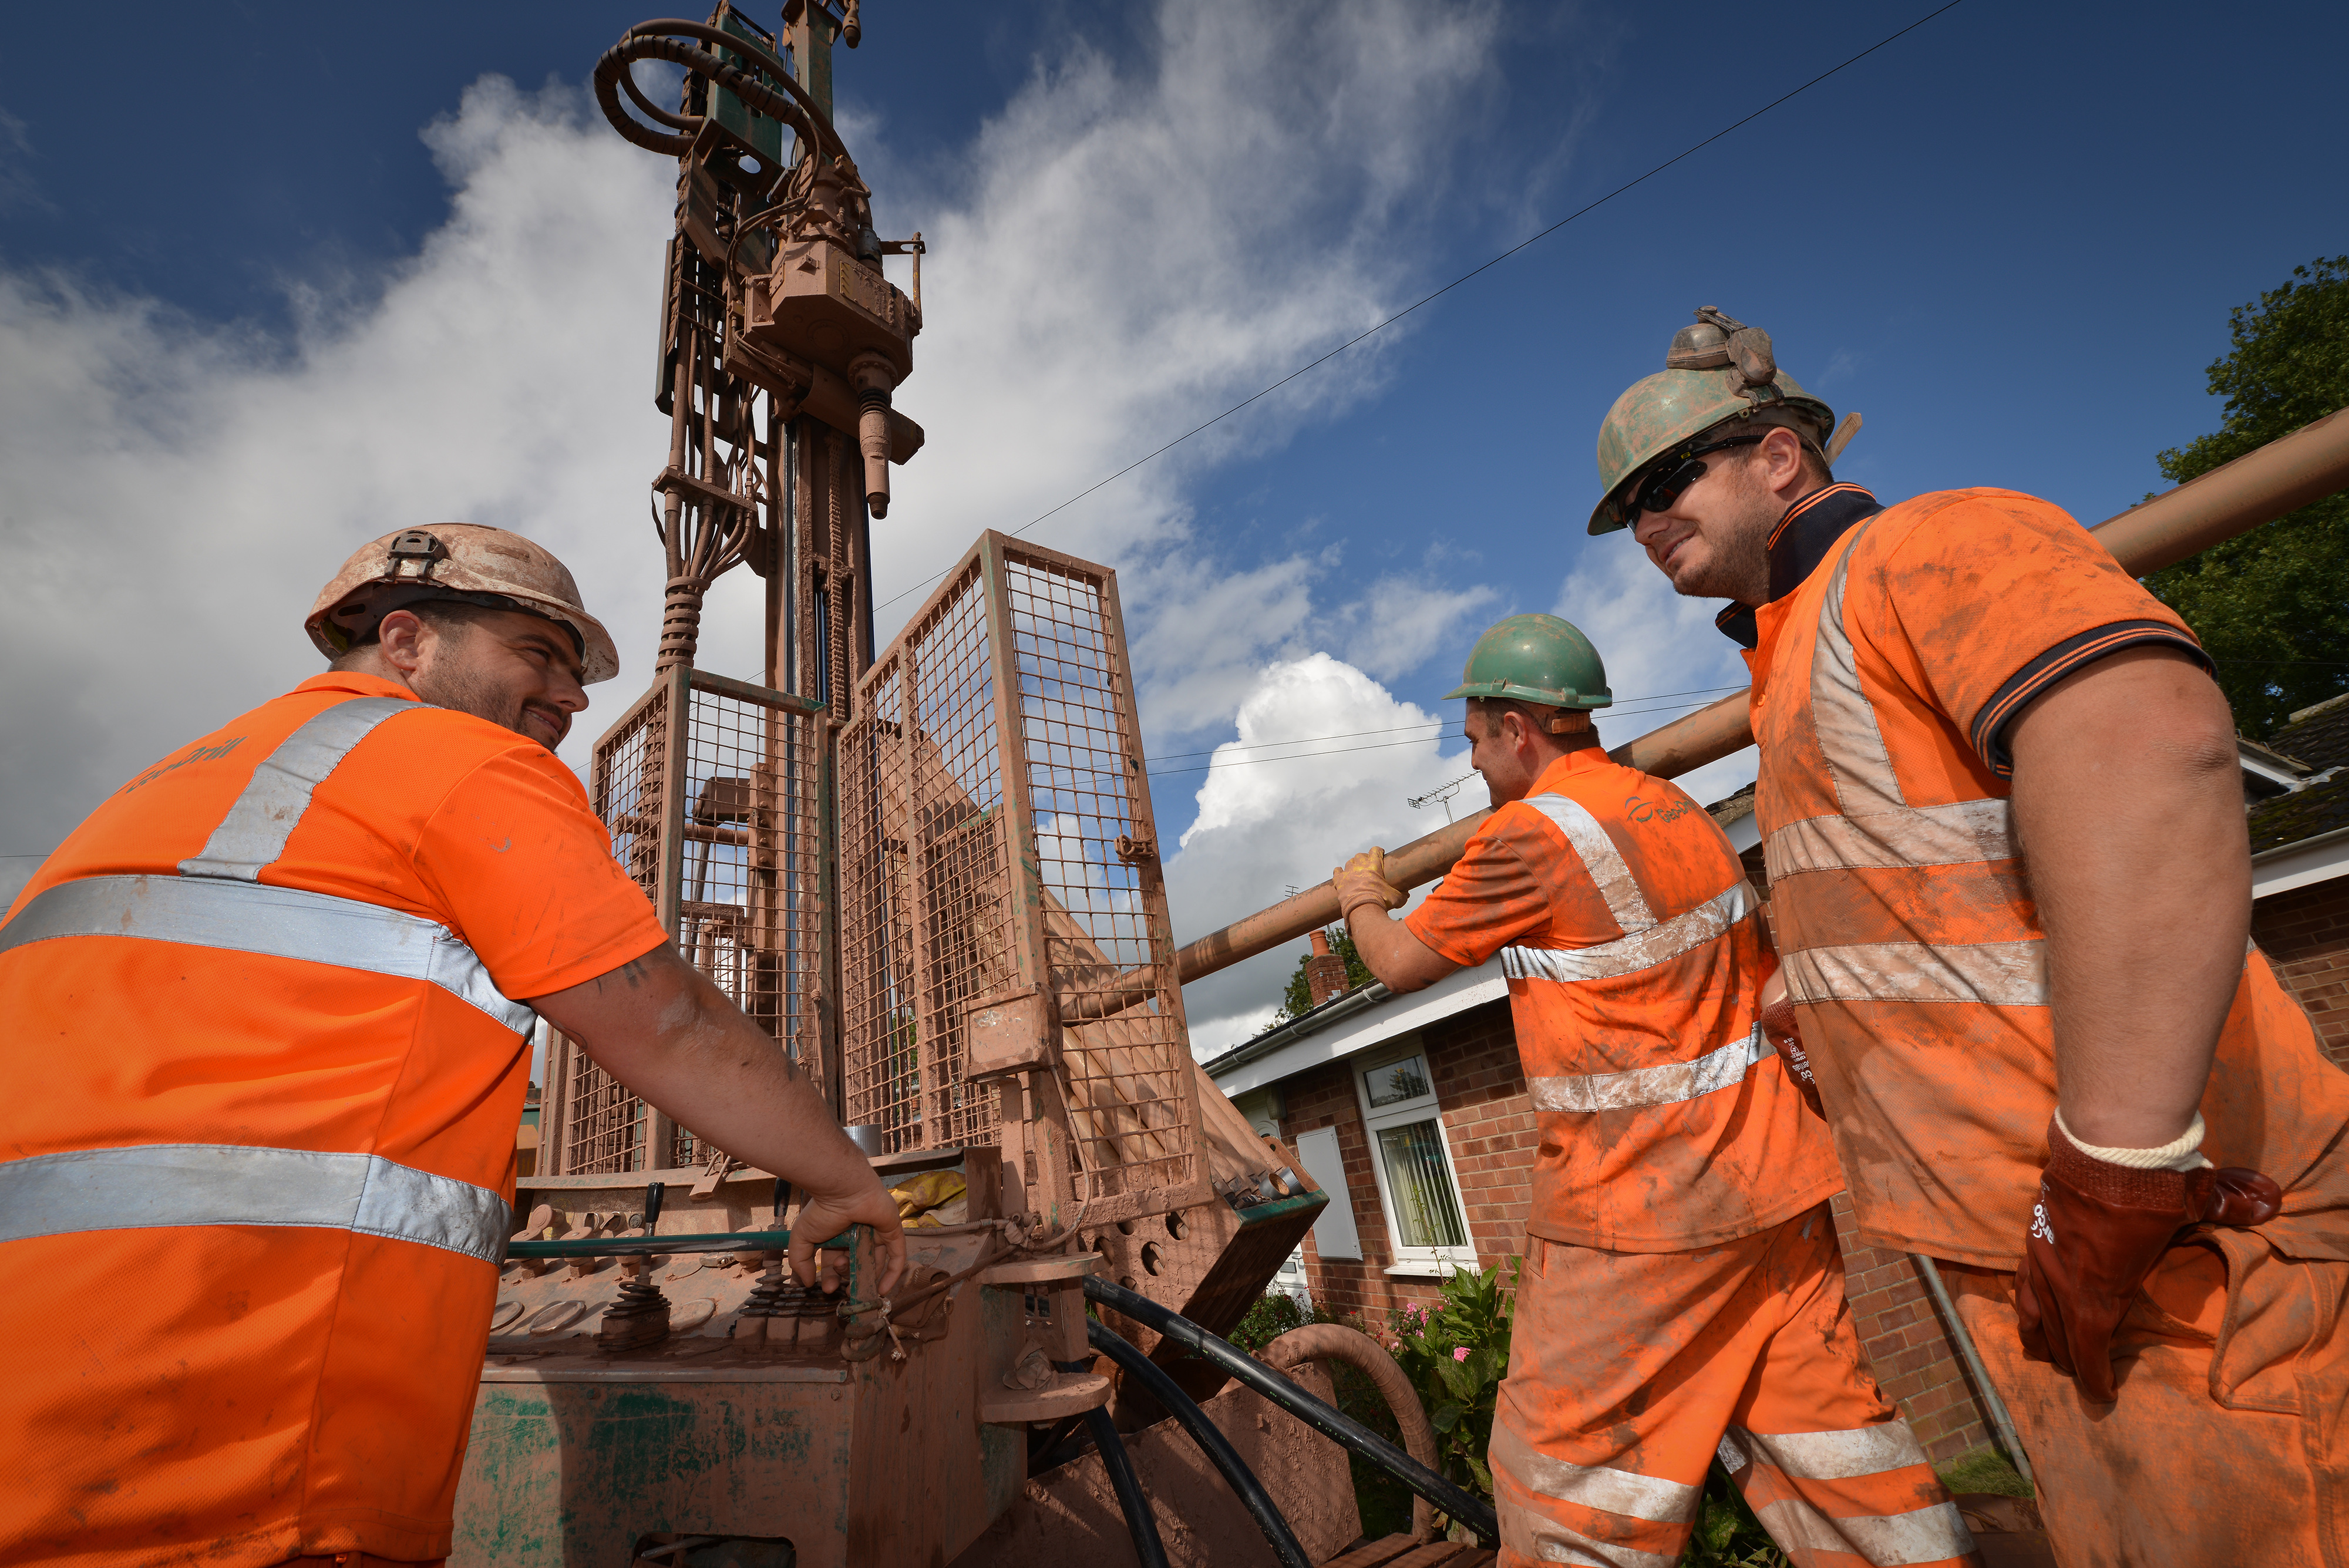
top-left (1493, 1203), bottom-right (1980, 1568)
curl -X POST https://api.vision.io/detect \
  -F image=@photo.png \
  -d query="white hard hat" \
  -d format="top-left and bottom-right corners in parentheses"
top-left (307, 524), bottom-right (620, 683)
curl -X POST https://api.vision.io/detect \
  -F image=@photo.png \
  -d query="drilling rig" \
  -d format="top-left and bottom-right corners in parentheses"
top-left (452, 10), bottom-right (1338, 1564)
top-left (444, 10), bottom-right (2349, 1564)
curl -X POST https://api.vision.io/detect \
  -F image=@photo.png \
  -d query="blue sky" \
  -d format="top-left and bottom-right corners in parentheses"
top-left (5, 1), bottom-right (2345, 1043)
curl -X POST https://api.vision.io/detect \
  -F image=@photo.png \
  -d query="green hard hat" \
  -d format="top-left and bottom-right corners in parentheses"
top-left (1587, 307), bottom-right (1835, 536)
top-left (1443, 614), bottom-right (1613, 710)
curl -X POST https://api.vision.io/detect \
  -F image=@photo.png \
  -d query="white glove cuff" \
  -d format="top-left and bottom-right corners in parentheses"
top-left (2055, 1108), bottom-right (2212, 1172)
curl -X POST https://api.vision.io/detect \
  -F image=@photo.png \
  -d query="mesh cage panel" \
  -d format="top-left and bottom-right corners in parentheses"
top-left (671, 681), bottom-right (825, 1165)
top-left (568, 671), bottom-right (826, 1174)
top-left (841, 534), bottom-right (1196, 1211)
top-left (1008, 554), bottom-right (1193, 1202)
top-left (840, 557), bottom-right (1011, 1153)
top-left (571, 680), bottom-right (670, 1174)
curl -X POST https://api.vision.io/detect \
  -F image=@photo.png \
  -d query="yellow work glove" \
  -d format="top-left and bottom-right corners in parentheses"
top-left (1332, 848), bottom-right (1407, 920)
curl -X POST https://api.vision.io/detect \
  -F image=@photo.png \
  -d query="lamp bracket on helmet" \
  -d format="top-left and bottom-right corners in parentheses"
top-left (385, 530), bottom-right (450, 583)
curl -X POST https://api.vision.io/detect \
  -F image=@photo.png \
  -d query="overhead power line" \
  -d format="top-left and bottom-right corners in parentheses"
top-left (1145, 694), bottom-right (1745, 779)
top-left (874, 0), bottom-right (1968, 616)
top-left (1142, 682), bottom-right (1746, 762)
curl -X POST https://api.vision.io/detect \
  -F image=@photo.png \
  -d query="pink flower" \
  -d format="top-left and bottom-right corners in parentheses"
top-left (1452, 1347), bottom-right (1470, 1362)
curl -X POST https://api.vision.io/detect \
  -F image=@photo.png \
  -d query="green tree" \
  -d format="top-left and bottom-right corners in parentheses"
top-left (1267, 924), bottom-right (1377, 1026)
top-left (2145, 257), bottom-right (2349, 738)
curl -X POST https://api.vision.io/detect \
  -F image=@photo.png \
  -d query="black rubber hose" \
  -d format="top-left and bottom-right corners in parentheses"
top-left (1089, 1320), bottom-right (1309, 1568)
top-left (1083, 1404), bottom-right (1170, 1568)
top-left (1085, 1276), bottom-right (1499, 1545)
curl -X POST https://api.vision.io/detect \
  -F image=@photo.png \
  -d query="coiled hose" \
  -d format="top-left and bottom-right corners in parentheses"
top-left (1082, 1402), bottom-right (1170, 1568)
top-left (1260, 1324), bottom-right (1440, 1544)
top-left (1088, 1320), bottom-right (1311, 1568)
top-left (1086, 1276), bottom-right (1499, 1545)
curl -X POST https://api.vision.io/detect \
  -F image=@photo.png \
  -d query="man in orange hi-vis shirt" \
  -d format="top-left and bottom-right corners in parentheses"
top-left (0, 525), bottom-right (906, 1568)
top-left (1594, 307), bottom-right (2349, 1567)
top-left (1338, 613), bottom-right (1977, 1568)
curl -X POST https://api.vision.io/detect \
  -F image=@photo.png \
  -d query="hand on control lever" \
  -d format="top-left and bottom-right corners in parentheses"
top-left (1755, 967), bottom-right (1823, 1119)
top-left (2015, 1115), bottom-right (2281, 1402)
top-left (1332, 847), bottom-right (1407, 920)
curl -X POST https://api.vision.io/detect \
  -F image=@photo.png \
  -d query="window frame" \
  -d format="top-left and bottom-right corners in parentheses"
top-left (1351, 1037), bottom-right (1476, 1279)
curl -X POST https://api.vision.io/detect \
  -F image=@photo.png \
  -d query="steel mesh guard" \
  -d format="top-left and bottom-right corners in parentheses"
top-left (841, 531), bottom-right (1200, 1220)
top-left (561, 668), bottom-right (827, 1175)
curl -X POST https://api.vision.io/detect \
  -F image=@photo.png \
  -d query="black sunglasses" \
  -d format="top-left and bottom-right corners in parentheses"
top-left (1614, 433), bottom-right (1769, 523)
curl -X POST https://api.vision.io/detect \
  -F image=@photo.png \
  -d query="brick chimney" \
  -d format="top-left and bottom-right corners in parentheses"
top-left (1305, 930), bottom-right (1351, 1008)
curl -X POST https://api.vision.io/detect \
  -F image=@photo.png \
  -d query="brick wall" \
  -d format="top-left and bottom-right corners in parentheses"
top-left (1280, 998), bottom-right (1999, 1463)
top-left (2253, 877), bottom-right (2349, 1069)
top-left (1280, 1000), bottom-right (1539, 1323)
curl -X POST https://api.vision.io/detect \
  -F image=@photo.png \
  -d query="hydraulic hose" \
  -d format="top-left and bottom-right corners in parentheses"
top-left (1086, 1276), bottom-right (1499, 1545)
top-left (1088, 1319), bottom-right (1310, 1568)
top-left (1083, 1404), bottom-right (1171, 1568)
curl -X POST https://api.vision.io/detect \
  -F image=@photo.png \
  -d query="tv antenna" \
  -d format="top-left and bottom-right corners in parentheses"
top-left (1407, 770), bottom-right (1478, 822)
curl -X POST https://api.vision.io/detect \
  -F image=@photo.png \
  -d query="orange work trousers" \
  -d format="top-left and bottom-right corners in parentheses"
top-left (1494, 1203), bottom-right (1978, 1568)
top-left (1946, 1236), bottom-right (2349, 1568)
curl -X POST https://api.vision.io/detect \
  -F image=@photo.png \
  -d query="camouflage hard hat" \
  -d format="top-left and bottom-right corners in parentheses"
top-left (1443, 613), bottom-right (1612, 711)
top-left (307, 524), bottom-right (621, 683)
top-left (1588, 307), bottom-right (1836, 535)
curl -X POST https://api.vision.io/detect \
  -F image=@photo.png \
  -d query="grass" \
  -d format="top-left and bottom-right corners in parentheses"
top-left (1934, 1444), bottom-right (2034, 1499)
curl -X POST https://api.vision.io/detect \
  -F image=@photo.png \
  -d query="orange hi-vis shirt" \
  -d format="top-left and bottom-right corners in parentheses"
top-left (1405, 748), bottom-right (1840, 1251)
top-left (1748, 484), bottom-right (2349, 1268)
top-left (0, 672), bottom-right (669, 1568)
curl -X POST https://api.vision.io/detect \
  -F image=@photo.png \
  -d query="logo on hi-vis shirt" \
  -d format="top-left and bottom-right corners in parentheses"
top-left (2030, 1197), bottom-right (2055, 1245)
top-left (120, 735), bottom-right (245, 794)
top-left (1622, 794), bottom-right (1695, 825)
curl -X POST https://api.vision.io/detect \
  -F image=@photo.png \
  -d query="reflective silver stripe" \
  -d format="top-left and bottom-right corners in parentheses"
top-left (1765, 798), bottom-right (2015, 880)
top-left (0, 1143), bottom-right (510, 1265)
top-left (1752, 1495), bottom-right (1975, 1566)
top-left (0, 874), bottom-right (536, 1034)
top-left (1785, 520), bottom-right (2018, 884)
top-left (1515, 794), bottom-right (1656, 932)
top-left (1498, 1500), bottom-right (1680, 1568)
top-left (1492, 1422), bottom-right (1699, 1526)
top-left (1734, 1422), bottom-right (1930, 1481)
top-left (1812, 524), bottom-right (1905, 818)
top-left (1530, 1026), bottom-right (1771, 1113)
top-left (1503, 880), bottom-right (1755, 984)
top-left (1783, 940), bottom-right (2047, 1008)
top-left (179, 696), bottom-right (420, 879)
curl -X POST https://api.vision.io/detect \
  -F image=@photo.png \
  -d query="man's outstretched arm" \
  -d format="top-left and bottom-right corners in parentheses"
top-left (1336, 849), bottom-right (1460, 994)
top-left (530, 945), bottom-right (906, 1294)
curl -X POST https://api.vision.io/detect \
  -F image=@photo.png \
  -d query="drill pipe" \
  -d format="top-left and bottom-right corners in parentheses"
top-left (1168, 405), bottom-right (2349, 987)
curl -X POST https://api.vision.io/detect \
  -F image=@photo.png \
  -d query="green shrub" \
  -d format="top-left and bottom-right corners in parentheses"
top-left (1680, 1465), bottom-right (1789, 1566)
top-left (1381, 1259), bottom-right (1516, 1501)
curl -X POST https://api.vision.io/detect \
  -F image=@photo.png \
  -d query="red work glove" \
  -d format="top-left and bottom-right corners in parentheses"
top-left (1756, 970), bottom-right (1823, 1119)
top-left (2014, 1115), bottom-right (2281, 1403)
top-left (1332, 848), bottom-right (1406, 920)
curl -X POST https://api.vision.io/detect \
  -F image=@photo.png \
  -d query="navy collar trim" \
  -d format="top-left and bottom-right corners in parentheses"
top-left (1712, 483), bottom-right (1884, 650)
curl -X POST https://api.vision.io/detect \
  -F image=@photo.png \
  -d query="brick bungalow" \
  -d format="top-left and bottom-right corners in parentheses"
top-left (1203, 714), bottom-right (2349, 1465)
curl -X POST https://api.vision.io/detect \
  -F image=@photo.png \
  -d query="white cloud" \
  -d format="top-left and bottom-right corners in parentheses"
top-left (863, 0), bottom-right (1503, 718)
top-left (0, 0), bottom-right (1517, 1052)
top-left (1165, 653), bottom-right (1476, 1054)
top-left (0, 78), bottom-right (679, 909)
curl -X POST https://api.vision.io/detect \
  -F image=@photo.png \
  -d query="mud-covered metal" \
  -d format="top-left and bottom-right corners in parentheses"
top-left (837, 530), bottom-right (1209, 1232)
top-left (306, 523), bottom-right (621, 682)
top-left (1589, 307), bottom-right (1835, 535)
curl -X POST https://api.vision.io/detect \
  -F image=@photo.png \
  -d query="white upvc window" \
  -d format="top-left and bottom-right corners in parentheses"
top-left (1352, 1041), bottom-right (1475, 1278)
